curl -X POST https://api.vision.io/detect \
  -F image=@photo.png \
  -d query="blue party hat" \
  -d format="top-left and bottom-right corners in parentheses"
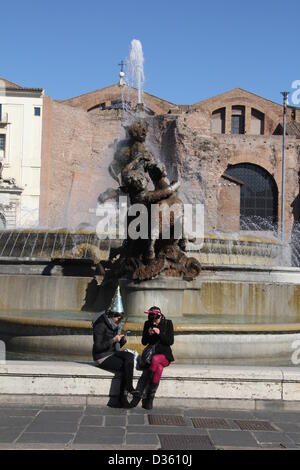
top-left (110, 285), bottom-right (124, 315)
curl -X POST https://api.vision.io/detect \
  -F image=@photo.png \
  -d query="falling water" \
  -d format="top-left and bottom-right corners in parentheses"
top-left (127, 39), bottom-right (145, 104)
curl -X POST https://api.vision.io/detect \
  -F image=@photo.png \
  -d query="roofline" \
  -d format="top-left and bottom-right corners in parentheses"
top-left (193, 87), bottom-right (300, 110)
top-left (0, 77), bottom-right (43, 93)
top-left (58, 82), bottom-right (121, 102)
top-left (0, 77), bottom-right (21, 88)
top-left (0, 87), bottom-right (44, 92)
top-left (58, 82), bottom-right (176, 107)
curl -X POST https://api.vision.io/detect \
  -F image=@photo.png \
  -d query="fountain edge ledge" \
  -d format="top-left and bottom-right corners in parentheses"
top-left (0, 362), bottom-right (300, 406)
top-left (1, 315), bottom-right (300, 333)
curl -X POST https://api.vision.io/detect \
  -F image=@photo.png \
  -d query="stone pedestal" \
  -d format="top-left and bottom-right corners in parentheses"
top-left (119, 276), bottom-right (202, 319)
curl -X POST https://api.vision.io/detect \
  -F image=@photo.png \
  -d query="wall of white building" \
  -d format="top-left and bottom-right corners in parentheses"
top-left (0, 93), bottom-right (43, 227)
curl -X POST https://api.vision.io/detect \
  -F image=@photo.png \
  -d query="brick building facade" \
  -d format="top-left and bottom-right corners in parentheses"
top-left (39, 83), bottom-right (300, 252)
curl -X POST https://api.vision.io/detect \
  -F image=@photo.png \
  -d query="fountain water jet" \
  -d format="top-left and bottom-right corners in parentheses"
top-left (127, 39), bottom-right (144, 105)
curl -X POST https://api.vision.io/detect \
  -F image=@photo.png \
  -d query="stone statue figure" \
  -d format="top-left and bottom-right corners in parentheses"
top-left (97, 119), bottom-right (200, 281)
top-left (0, 161), bottom-right (16, 187)
top-left (98, 120), bottom-right (154, 204)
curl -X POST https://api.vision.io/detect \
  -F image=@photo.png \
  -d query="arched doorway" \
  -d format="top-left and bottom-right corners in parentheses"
top-left (225, 163), bottom-right (278, 231)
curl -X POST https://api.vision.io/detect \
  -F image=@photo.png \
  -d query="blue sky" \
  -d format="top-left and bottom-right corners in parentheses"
top-left (1, 0), bottom-right (299, 104)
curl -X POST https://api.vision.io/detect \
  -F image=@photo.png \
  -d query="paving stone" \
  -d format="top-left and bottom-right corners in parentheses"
top-left (74, 435), bottom-right (125, 445)
top-left (78, 426), bottom-right (125, 437)
top-left (0, 408), bottom-right (40, 417)
top-left (127, 414), bottom-right (146, 425)
top-left (127, 408), bottom-right (148, 415)
top-left (74, 427), bottom-right (125, 445)
top-left (43, 406), bottom-right (85, 411)
top-left (25, 421), bottom-right (78, 433)
top-left (85, 407), bottom-right (127, 416)
top-left (105, 416), bottom-right (126, 427)
top-left (0, 417), bottom-right (33, 427)
top-left (0, 405), bottom-right (41, 410)
top-left (254, 411), bottom-right (300, 423)
top-left (127, 425), bottom-right (208, 435)
top-left (147, 408), bottom-right (184, 415)
top-left (273, 413), bottom-right (300, 424)
top-left (16, 433), bottom-right (74, 444)
top-left (208, 430), bottom-right (260, 448)
top-left (252, 431), bottom-right (296, 447)
top-left (32, 411), bottom-right (82, 423)
top-left (0, 428), bottom-right (24, 443)
top-left (126, 433), bottom-right (160, 446)
top-left (80, 415), bottom-right (104, 426)
top-left (286, 433), bottom-right (300, 445)
top-left (273, 422), bottom-right (300, 433)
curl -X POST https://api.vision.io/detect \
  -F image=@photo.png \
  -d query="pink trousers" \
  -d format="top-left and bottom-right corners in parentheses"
top-left (149, 354), bottom-right (169, 384)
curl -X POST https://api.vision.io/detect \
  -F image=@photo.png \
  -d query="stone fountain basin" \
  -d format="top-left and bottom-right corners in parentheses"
top-left (1, 267), bottom-right (300, 364)
top-left (1, 313), bottom-right (300, 365)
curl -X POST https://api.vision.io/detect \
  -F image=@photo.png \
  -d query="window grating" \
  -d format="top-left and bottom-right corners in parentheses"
top-left (226, 163), bottom-right (278, 231)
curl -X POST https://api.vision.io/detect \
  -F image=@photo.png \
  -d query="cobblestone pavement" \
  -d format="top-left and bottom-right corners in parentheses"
top-left (0, 403), bottom-right (300, 450)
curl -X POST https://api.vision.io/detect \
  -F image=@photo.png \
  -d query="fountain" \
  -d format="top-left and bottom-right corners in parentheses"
top-left (127, 39), bottom-right (144, 105)
top-left (0, 40), bottom-right (300, 365)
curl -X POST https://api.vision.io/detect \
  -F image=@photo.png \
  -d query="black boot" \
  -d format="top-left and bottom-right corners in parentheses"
top-left (130, 370), bottom-right (152, 408)
top-left (118, 376), bottom-right (135, 409)
top-left (142, 382), bottom-right (159, 410)
top-left (120, 393), bottom-right (132, 409)
top-left (107, 392), bottom-right (132, 408)
top-left (107, 396), bottom-right (123, 408)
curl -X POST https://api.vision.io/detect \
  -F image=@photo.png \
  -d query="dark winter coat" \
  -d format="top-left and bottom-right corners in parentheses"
top-left (141, 317), bottom-right (174, 363)
top-left (92, 313), bottom-right (122, 361)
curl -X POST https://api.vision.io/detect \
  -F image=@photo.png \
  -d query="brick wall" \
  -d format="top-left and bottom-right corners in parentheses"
top-left (40, 98), bottom-right (124, 228)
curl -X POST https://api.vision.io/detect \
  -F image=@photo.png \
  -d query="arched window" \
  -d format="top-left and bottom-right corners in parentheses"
top-left (251, 108), bottom-right (265, 135)
top-left (212, 108), bottom-right (225, 134)
top-left (231, 106), bottom-right (245, 134)
top-left (225, 163), bottom-right (278, 231)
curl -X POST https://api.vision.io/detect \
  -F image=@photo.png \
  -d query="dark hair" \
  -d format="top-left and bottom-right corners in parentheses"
top-left (107, 309), bottom-right (123, 318)
top-left (148, 306), bottom-right (161, 314)
top-left (148, 306), bottom-right (164, 324)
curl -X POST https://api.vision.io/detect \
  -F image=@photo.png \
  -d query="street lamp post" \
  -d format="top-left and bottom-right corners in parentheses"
top-left (280, 91), bottom-right (289, 243)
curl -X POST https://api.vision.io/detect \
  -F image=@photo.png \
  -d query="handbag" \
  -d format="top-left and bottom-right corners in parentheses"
top-left (136, 343), bottom-right (158, 370)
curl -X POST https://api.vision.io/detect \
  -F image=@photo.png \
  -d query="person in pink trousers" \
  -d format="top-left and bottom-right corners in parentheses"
top-left (131, 306), bottom-right (174, 410)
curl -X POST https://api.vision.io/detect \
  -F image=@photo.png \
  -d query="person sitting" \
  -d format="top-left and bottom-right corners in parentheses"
top-left (92, 308), bottom-right (137, 408)
top-left (130, 306), bottom-right (174, 410)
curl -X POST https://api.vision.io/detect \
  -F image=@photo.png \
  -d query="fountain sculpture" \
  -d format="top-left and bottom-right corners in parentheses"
top-left (98, 119), bottom-right (201, 282)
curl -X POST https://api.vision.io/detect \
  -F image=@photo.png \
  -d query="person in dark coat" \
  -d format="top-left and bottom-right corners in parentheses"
top-left (93, 309), bottom-right (137, 408)
top-left (130, 306), bottom-right (174, 410)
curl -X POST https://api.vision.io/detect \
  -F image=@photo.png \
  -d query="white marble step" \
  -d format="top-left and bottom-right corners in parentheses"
top-left (0, 362), bottom-right (299, 404)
